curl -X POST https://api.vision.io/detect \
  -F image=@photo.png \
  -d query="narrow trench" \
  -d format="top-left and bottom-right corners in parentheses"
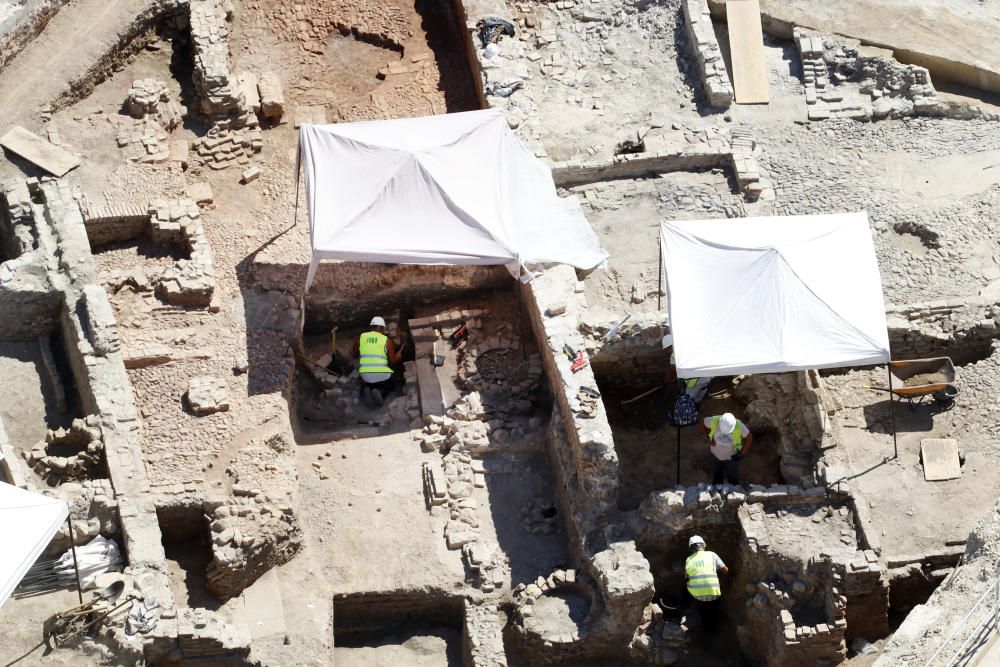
top-left (156, 505), bottom-right (219, 611)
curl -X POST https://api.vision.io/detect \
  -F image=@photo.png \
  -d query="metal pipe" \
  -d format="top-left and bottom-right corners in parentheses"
top-left (65, 515), bottom-right (83, 604)
top-left (676, 424), bottom-right (681, 486)
top-left (888, 365), bottom-right (898, 459)
top-left (657, 240), bottom-right (663, 311)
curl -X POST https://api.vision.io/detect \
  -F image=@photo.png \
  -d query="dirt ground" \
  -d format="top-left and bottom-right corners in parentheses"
top-left (0, 341), bottom-right (75, 464)
top-left (334, 625), bottom-right (462, 667)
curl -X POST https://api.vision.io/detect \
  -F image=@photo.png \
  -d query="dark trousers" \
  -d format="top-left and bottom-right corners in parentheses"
top-left (697, 598), bottom-right (721, 632)
top-left (360, 375), bottom-right (396, 400)
top-left (711, 457), bottom-right (740, 485)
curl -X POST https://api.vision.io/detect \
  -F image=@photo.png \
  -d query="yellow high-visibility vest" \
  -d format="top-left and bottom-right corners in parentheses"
top-left (709, 416), bottom-right (744, 452)
top-left (686, 550), bottom-right (722, 600)
top-left (358, 331), bottom-right (391, 375)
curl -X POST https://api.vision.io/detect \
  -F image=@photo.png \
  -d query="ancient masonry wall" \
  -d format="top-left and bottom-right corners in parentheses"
top-left (681, 0), bottom-right (734, 108)
top-left (23, 177), bottom-right (180, 661)
top-left (876, 497), bottom-right (1000, 666)
top-left (522, 267), bottom-right (655, 649)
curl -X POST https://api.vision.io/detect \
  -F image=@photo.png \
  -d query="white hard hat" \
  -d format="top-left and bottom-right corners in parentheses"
top-left (484, 42), bottom-right (500, 59)
top-left (719, 413), bottom-right (737, 434)
top-left (661, 334), bottom-right (673, 349)
top-left (370, 316), bottom-right (386, 327)
top-left (689, 535), bottom-right (705, 548)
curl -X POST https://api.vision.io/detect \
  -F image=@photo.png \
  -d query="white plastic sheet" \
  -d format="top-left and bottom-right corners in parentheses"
top-left (660, 213), bottom-right (891, 377)
top-left (299, 109), bottom-right (607, 290)
top-left (0, 482), bottom-right (68, 607)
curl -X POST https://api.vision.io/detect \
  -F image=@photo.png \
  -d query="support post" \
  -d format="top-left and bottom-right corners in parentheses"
top-left (657, 240), bottom-right (663, 311)
top-left (65, 515), bottom-right (83, 604)
top-left (887, 365), bottom-right (898, 459)
top-left (676, 424), bottom-right (682, 486)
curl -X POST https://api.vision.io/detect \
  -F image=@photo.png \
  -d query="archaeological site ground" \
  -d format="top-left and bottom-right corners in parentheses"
top-left (3, 0), bottom-right (1000, 665)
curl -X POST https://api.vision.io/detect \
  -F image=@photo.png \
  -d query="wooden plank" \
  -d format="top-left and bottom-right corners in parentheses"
top-left (0, 125), bottom-right (81, 176)
top-left (726, 0), bottom-right (769, 104)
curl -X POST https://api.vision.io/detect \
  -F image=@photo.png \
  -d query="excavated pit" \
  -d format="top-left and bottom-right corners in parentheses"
top-left (295, 276), bottom-right (542, 434)
top-left (333, 594), bottom-right (464, 667)
top-left (157, 504), bottom-right (219, 611)
top-left (591, 343), bottom-right (784, 510)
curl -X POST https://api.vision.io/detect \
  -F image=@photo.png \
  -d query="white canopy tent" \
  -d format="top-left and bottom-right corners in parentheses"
top-left (298, 109), bottom-right (607, 291)
top-left (0, 482), bottom-right (69, 607)
top-left (659, 212), bottom-right (890, 378)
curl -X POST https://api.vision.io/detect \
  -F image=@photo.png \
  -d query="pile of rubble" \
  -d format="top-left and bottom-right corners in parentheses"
top-left (124, 78), bottom-right (181, 130)
top-left (25, 416), bottom-right (107, 484)
top-left (148, 198), bottom-right (216, 306)
top-left (794, 28), bottom-right (947, 122)
top-left (204, 494), bottom-right (302, 598)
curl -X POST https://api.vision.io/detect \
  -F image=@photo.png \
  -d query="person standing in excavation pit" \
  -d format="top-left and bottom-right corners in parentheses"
top-left (352, 316), bottom-right (403, 407)
top-left (686, 534), bottom-right (728, 633)
top-left (700, 412), bottom-right (752, 485)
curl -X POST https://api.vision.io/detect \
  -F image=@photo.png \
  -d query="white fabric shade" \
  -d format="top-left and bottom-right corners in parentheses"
top-left (660, 213), bottom-right (890, 377)
top-left (0, 482), bottom-right (68, 606)
top-left (299, 109), bottom-right (607, 290)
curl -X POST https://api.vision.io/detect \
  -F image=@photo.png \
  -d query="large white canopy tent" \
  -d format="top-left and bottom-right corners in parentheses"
top-left (298, 109), bottom-right (607, 292)
top-left (659, 212), bottom-right (891, 378)
top-left (658, 212), bottom-right (894, 479)
top-left (0, 482), bottom-right (69, 607)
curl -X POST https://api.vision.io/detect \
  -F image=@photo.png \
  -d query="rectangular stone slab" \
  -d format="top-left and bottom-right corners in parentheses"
top-left (726, 0), bottom-right (770, 104)
top-left (921, 438), bottom-right (961, 481)
top-left (0, 125), bottom-right (81, 176)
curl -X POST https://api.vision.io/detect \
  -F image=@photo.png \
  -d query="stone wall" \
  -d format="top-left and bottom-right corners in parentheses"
top-left (681, 0), bottom-right (733, 108)
top-left (80, 200), bottom-right (150, 246)
top-left (551, 147), bottom-right (729, 188)
top-left (464, 600), bottom-right (508, 667)
top-left (22, 177), bottom-right (180, 662)
top-left (294, 263), bottom-right (511, 331)
top-left (886, 297), bottom-right (1000, 362)
top-left (733, 371), bottom-right (830, 485)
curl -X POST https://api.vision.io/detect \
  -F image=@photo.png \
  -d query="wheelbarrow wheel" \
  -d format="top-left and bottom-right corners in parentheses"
top-left (933, 386), bottom-right (958, 406)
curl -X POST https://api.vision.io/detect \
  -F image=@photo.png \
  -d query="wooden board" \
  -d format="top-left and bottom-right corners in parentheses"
top-left (726, 0), bottom-right (769, 104)
top-left (0, 125), bottom-right (81, 176)
top-left (921, 438), bottom-right (961, 482)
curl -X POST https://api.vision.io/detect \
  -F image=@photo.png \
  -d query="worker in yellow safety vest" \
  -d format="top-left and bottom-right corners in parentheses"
top-left (685, 534), bottom-right (728, 632)
top-left (700, 412), bottom-right (752, 485)
top-left (662, 334), bottom-right (712, 403)
top-left (352, 316), bottom-right (403, 407)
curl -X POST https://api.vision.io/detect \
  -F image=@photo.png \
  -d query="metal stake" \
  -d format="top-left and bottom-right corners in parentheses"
top-left (676, 424), bottom-right (682, 486)
top-left (65, 515), bottom-right (83, 604)
top-left (657, 241), bottom-right (663, 311)
top-left (887, 365), bottom-right (898, 459)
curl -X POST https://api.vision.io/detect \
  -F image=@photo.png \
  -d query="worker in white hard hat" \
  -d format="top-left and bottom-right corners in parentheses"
top-left (685, 534), bottom-right (728, 632)
top-left (351, 316), bottom-right (403, 407)
top-left (699, 412), bottom-right (752, 485)
top-left (661, 334), bottom-right (712, 404)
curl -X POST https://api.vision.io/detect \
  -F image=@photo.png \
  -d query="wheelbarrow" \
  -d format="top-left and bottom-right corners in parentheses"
top-left (43, 581), bottom-right (138, 648)
top-left (870, 357), bottom-right (958, 409)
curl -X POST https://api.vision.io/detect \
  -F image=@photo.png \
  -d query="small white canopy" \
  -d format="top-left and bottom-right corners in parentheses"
top-left (660, 213), bottom-right (890, 377)
top-left (0, 482), bottom-right (68, 607)
top-left (298, 109), bottom-right (607, 290)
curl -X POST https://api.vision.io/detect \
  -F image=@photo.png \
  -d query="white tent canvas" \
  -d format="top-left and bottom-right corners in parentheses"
top-left (0, 482), bottom-right (68, 606)
top-left (298, 109), bottom-right (607, 290)
top-left (660, 213), bottom-right (890, 377)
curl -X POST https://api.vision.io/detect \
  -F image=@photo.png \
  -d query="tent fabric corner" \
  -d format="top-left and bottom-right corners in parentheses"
top-left (659, 212), bottom-right (890, 377)
top-left (298, 110), bottom-right (607, 291)
top-left (0, 482), bottom-right (69, 607)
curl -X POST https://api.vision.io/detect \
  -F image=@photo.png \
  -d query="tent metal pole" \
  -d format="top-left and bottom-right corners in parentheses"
top-left (887, 365), bottom-right (898, 459)
top-left (676, 424), bottom-right (682, 486)
top-left (657, 240), bottom-right (663, 311)
top-left (66, 515), bottom-right (83, 604)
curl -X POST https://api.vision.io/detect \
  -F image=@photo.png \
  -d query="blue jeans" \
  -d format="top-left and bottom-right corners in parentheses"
top-left (711, 458), bottom-right (740, 485)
